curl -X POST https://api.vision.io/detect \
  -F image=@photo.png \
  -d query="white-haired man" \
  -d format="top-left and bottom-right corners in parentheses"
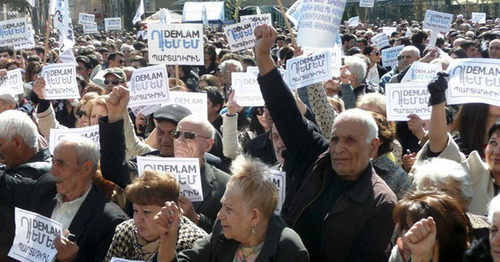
top-left (254, 24), bottom-right (397, 261)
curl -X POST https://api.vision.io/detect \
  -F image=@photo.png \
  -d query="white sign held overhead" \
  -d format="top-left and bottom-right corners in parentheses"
top-left (297, 0), bottom-right (347, 48)
top-left (49, 125), bottom-right (100, 154)
top-left (359, 0), bottom-right (374, 8)
top-left (270, 170), bottom-right (286, 214)
top-left (148, 23), bottom-right (204, 65)
top-left (371, 32), bottom-right (390, 48)
top-left (286, 51), bottom-right (332, 90)
top-left (83, 23), bottom-right (98, 34)
top-left (471, 12), bottom-right (486, 24)
top-left (162, 91), bottom-right (208, 120)
top-left (137, 157), bottom-right (204, 202)
top-left (0, 69), bottom-right (24, 95)
top-left (381, 45), bottom-right (404, 68)
top-left (0, 18), bottom-right (31, 48)
top-left (240, 13), bottom-right (272, 28)
top-left (423, 10), bottom-right (453, 33)
top-left (105, 17), bottom-right (122, 31)
top-left (348, 16), bottom-right (360, 27)
top-left (224, 22), bottom-right (256, 52)
top-left (8, 208), bottom-right (62, 262)
top-left (382, 26), bottom-right (397, 36)
top-left (445, 58), bottom-right (500, 106)
top-left (59, 48), bottom-right (77, 65)
top-left (285, 0), bottom-right (303, 26)
top-left (401, 61), bottom-right (442, 84)
top-left (385, 83), bottom-right (431, 121)
top-left (129, 65), bottom-right (170, 107)
top-left (232, 72), bottom-right (265, 107)
top-left (41, 64), bottom-right (80, 100)
top-left (78, 13), bottom-right (95, 25)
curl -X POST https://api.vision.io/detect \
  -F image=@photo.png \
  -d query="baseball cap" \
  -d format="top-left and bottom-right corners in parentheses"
top-left (103, 67), bottom-right (127, 81)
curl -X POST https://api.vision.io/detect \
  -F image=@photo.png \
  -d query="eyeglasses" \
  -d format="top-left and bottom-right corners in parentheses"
top-left (77, 110), bottom-right (86, 118)
top-left (256, 107), bottom-right (265, 116)
top-left (171, 130), bottom-right (211, 140)
top-left (104, 78), bottom-right (124, 85)
top-left (373, 51), bottom-right (380, 56)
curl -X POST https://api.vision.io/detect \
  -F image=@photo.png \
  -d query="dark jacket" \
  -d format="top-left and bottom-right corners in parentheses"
top-left (259, 68), bottom-right (397, 262)
top-left (0, 172), bottom-right (128, 261)
top-left (153, 215), bottom-right (309, 262)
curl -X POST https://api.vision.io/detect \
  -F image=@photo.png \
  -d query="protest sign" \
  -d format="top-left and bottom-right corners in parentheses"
top-left (286, 0), bottom-right (303, 26)
top-left (445, 58), bottom-right (500, 106)
top-left (297, 0), bottom-right (346, 48)
top-left (471, 12), bottom-right (486, 24)
top-left (385, 83), bottom-right (431, 121)
top-left (270, 170), bottom-right (286, 214)
top-left (162, 91), bottom-right (208, 119)
top-left (131, 104), bottom-right (161, 117)
top-left (0, 69), bottom-right (24, 95)
top-left (8, 208), bottom-right (62, 262)
top-left (348, 16), bottom-right (360, 27)
top-left (240, 13), bottom-right (272, 28)
top-left (381, 45), bottom-right (404, 68)
top-left (303, 45), bottom-right (342, 77)
top-left (286, 51), bottom-right (332, 90)
top-left (41, 63), bottom-right (79, 100)
top-left (423, 10), bottom-right (453, 33)
top-left (371, 32), bottom-right (390, 48)
top-left (83, 23), bottom-right (98, 34)
top-left (129, 65), bottom-right (170, 107)
top-left (78, 13), bottom-right (95, 25)
top-left (110, 258), bottom-right (143, 262)
top-left (137, 157), bottom-right (203, 202)
top-left (382, 26), bottom-right (397, 36)
top-left (52, 0), bottom-right (75, 53)
top-left (105, 17), bottom-right (122, 31)
top-left (59, 48), bottom-right (77, 65)
top-left (148, 23), bottom-right (204, 65)
top-left (232, 72), bottom-right (265, 107)
top-left (13, 24), bottom-right (35, 50)
top-left (224, 22), bottom-right (256, 52)
top-left (0, 18), bottom-right (31, 48)
top-left (401, 61), bottom-right (442, 84)
top-left (49, 125), bottom-right (100, 154)
top-left (359, 0), bottom-right (374, 7)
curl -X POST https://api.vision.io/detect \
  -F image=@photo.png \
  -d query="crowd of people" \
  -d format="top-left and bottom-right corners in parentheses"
top-left (0, 10), bottom-right (499, 262)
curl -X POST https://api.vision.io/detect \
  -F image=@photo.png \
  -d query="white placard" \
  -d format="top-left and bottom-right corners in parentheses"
top-left (129, 65), bottom-right (170, 107)
top-left (303, 45), bottom-right (342, 77)
top-left (0, 18), bottom-right (31, 48)
top-left (231, 72), bottom-right (265, 107)
top-left (286, 51), bottom-right (332, 90)
top-left (401, 61), bottom-right (442, 84)
top-left (385, 83), bottom-right (431, 121)
top-left (423, 10), bottom-right (453, 33)
top-left (381, 45), bottom-right (404, 68)
top-left (471, 12), bottom-right (486, 24)
top-left (78, 13), bottom-right (95, 25)
top-left (162, 91), bottom-right (208, 120)
top-left (445, 58), bottom-right (500, 106)
top-left (371, 32), bottom-right (390, 48)
top-left (359, 0), bottom-right (374, 7)
top-left (41, 63), bottom-right (79, 100)
top-left (8, 208), bottom-right (62, 262)
top-left (382, 26), bottom-right (397, 36)
top-left (59, 48), bottom-right (77, 65)
top-left (137, 157), bottom-right (203, 202)
top-left (285, 0), bottom-right (303, 26)
top-left (348, 16), bottom-right (360, 27)
top-left (110, 258), bottom-right (144, 262)
top-left (297, 0), bottom-right (346, 48)
top-left (240, 13), bottom-right (272, 28)
top-left (49, 125), bottom-right (100, 154)
top-left (0, 68), bottom-right (24, 95)
top-left (270, 170), bottom-right (286, 214)
top-left (105, 17), bottom-right (122, 31)
top-left (148, 23), bottom-right (204, 65)
top-left (13, 24), bottom-right (35, 50)
top-left (224, 22), bottom-right (256, 52)
top-left (83, 23), bottom-right (98, 34)
top-left (131, 104), bottom-right (161, 117)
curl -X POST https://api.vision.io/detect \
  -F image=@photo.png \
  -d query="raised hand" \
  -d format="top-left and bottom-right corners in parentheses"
top-left (105, 85), bottom-right (130, 123)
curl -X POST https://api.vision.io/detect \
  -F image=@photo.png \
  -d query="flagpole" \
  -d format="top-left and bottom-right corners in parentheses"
top-left (276, 0), bottom-right (297, 47)
top-left (43, 16), bottom-right (52, 65)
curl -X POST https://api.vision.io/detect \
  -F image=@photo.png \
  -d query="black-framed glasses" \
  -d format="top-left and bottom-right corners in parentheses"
top-left (104, 78), bottom-right (124, 85)
top-left (171, 130), bottom-right (211, 140)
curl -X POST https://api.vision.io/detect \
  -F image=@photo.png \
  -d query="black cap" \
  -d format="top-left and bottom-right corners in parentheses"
top-left (153, 104), bottom-right (192, 124)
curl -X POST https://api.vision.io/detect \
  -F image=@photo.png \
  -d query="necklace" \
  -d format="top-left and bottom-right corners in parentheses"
top-left (237, 243), bottom-right (263, 262)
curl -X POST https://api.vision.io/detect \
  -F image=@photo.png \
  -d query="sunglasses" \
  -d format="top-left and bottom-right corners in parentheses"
top-left (171, 130), bottom-right (211, 140)
top-left (77, 110), bottom-right (86, 118)
top-left (256, 107), bottom-right (265, 116)
top-left (104, 78), bottom-right (124, 85)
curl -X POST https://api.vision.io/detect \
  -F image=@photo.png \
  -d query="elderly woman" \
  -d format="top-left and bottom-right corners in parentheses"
top-left (152, 156), bottom-right (309, 262)
top-left (390, 190), bottom-right (469, 262)
top-left (104, 169), bottom-right (207, 261)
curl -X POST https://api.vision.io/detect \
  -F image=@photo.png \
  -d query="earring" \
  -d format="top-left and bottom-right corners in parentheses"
top-left (252, 225), bottom-right (257, 235)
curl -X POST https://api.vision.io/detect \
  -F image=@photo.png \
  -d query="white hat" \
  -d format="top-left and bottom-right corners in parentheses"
top-left (0, 92), bottom-right (18, 105)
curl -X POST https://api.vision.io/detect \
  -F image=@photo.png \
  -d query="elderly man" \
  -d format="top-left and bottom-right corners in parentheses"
top-left (379, 45), bottom-right (421, 89)
top-left (0, 110), bottom-right (52, 258)
top-left (489, 39), bottom-right (500, 59)
top-left (0, 135), bottom-right (127, 261)
top-left (254, 24), bottom-right (396, 261)
top-left (219, 59), bottom-right (243, 101)
top-left (0, 92), bottom-right (17, 114)
top-left (100, 86), bottom-right (229, 232)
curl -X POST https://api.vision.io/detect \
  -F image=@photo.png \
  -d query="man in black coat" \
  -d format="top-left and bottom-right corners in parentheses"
top-left (0, 135), bottom-right (127, 261)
